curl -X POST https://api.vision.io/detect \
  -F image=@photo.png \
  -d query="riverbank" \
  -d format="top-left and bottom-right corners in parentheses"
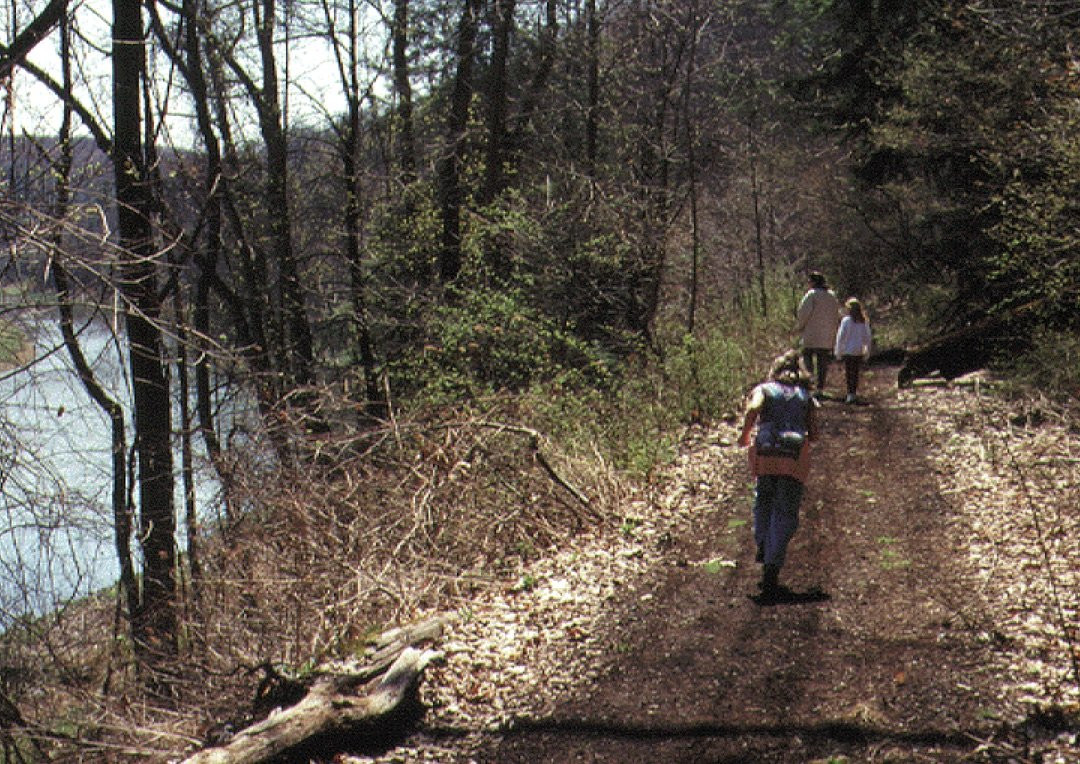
top-left (0, 321), bottom-right (31, 369)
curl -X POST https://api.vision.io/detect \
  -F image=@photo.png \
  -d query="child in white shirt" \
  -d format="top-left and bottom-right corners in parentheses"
top-left (834, 298), bottom-right (872, 403)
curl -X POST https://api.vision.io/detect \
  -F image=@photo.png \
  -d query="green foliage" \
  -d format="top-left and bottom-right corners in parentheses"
top-left (518, 361), bottom-right (670, 479)
top-left (662, 330), bottom-right (753, 423)
top-left (985, 92), bottom-right (1080, 317)
top-left (518, 281), bottom-right (802, 479)
top-left (655, 277), bottom-right (805, 423)
top-left (876, 536), bottom-right (911, 571)
top-left (792, 0), bottom-right (1080, 385)
top-left (0, 737), bottom-right (40, 762)
top-left (331, 623), bottom-right (385, 660)
top-left (582, 371), bottom-right (681, 478)
top-left (872, 281), bottom-right (954, 349)
top-left (619, 516), bottom-right (643, 537)
top-left (701, 558), bottom-right (736, 575)
top-left (995, 328), bottom-right (1080, 403)
top-left (379, 184), bottom-right (664, 405)
top-left (364, 183), bottom-right (443, 305)
top-left (462, 185), bottom-right (649, 354)
top-left (388, 285), bottom-right (607, 403)
top-left (789, 0), bottom-right (831, 19)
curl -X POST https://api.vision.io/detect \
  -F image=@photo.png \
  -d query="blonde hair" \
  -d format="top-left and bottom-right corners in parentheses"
top-left (768, 349), bottom-right (811, 388)
top-left (846, 298), bottom-right (867, 323)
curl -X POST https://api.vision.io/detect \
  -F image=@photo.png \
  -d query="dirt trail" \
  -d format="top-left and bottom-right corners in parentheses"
top-left (478, 365), bottom-right (1004, 763)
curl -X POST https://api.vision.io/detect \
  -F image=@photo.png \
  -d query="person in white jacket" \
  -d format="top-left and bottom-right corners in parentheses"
top-left (834, 298), bottom-right (873, 403)
top-left (795, 272), bottom-right (842, 395)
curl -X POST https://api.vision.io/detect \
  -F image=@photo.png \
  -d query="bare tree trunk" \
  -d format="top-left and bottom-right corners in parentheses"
top-left (683, 3), bottom-right (701, 335)
top-left (479, 0), bottom-right (514, 209)
top-left (148, 0), bottom-right (261, 506)
top-left (176, 0), bottom-right (232, 514)
top-left (391, 0), bottom-right (416, 184)
top-left (506, 0), bottom-right (557, 167)
top-left (629, 101), bottom-right (672, 343)
top-left (437, 0), bottom-right (481, 283)
top-left (253, 0), bottom-right (314, 390)
top-left (748, 120), bottom-right (767, 318)
top-left (112, 0), bottom-right (178, 668)
top-left (175, 294), bottom-right (201, 607)
top-left (336, 0), bottom-right (385, 420)
top-left (585, 0), bottom-right (599, 178)
top-left (51, 15), bottom-right (139, 630)
top-left (202, 44), bottom-right (291, 453)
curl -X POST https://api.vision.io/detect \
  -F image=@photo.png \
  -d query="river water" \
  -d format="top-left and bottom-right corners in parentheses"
top-left (0, 319), bottom-right (224, 624)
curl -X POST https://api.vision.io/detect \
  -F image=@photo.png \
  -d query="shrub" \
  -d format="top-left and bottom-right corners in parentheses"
top-left (995, 328), bottom-right (1080, 403)
top-left (662, 331), bottom-right (753, 423)
top-left (388, 286), bottom-right (608, 403)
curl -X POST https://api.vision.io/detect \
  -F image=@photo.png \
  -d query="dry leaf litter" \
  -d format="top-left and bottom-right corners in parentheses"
top-left (343, 376), bottom-right (1079, 763)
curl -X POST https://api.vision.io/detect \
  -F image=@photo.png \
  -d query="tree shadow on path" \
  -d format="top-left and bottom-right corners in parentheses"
top-left (496, 715), bottom-right (974, 749)
top-left (476, 365), bottom-right (1004, 763)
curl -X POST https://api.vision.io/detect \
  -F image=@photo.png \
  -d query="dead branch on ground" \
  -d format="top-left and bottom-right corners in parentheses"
top-left (180, 617), bottom-right (445, 764)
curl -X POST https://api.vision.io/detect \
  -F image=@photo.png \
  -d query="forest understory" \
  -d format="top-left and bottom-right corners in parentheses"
top-left (8, 0), bottom-right (1080, 760)
top-left (331, 364), bottom-right (1080, 764)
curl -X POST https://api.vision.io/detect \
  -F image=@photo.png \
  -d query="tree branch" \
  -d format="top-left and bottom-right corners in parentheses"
top-left (0, 0), bottom-right (68, 80)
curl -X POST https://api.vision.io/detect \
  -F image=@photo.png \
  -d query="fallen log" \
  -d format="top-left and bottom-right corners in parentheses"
top-left (897, 300), bottom-right (1043, 387)
top-left (182, 618), bottom-right (445, 764)
top-left (897, 325), bottom-right (1004, 387)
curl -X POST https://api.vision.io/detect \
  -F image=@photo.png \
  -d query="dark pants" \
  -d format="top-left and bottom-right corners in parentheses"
top-left (752, 475), bottom-right (804, 567)
top-left (802, 348), bottom-right (831, 391)
top-left (842, 355), bottom-right (863, 396)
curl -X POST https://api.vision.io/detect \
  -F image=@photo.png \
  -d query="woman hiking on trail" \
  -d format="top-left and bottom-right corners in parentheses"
top-left (736, 350), bottom-right (819, 603)
top-left (796, 271), bottom-right (842, 397)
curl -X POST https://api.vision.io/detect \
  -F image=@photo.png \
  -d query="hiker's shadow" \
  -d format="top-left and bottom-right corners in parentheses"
top-left (750, 587), bottom-right (831, 607)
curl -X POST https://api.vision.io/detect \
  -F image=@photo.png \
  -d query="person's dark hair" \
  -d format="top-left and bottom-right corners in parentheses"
top-left (769, 349), bottom-right (811, 388)
top-left (808, 272), bottom-right (827, 289)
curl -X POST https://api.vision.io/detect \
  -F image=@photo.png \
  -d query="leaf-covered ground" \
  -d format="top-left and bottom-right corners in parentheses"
top-left (347, 364), bottom-right (1080, 763)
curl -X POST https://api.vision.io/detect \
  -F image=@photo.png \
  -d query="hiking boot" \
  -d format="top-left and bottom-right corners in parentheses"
top-left (756, 565), bottom-right (796, 604)
top-left (761, 564), bottom-right (780, 593)
top-left (760, 583), bottom-right (796, 604)
top-left (760, 565), bottom-right (801, 602)
top-left (845, 394), bottom-right (856, 403)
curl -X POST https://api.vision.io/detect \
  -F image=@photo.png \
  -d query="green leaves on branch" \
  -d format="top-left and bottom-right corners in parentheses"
top-left (390, 286), bottom-right (609, 403)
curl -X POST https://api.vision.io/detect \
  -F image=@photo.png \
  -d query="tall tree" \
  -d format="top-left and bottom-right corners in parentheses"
top-left (177, 0), bottom-right (230, 507)
top-left (479, 0), bottom-right (514, 208)
top-left (621, 0), bottom-right (687, 342)
top-left (682, 0), bottom-right (702, 333)
top-left (437, 0), bottom-right (482, 283)
top-left (391, 0), bottom-right (416, 184)
top-left (252, 0), bottom-right (315, 391)
top-left (112, 0), bottom-right (178, 666)
top-left (49, 11), bottom-right (139, 642)
top-left (323, 0), bottom-right (385, 417)
top-left (505, 0), bottom-right (558, 167)
top-left (584, 0), bottom-right (600, 177)
top-left (200, 0), bottom-right (316, 403)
